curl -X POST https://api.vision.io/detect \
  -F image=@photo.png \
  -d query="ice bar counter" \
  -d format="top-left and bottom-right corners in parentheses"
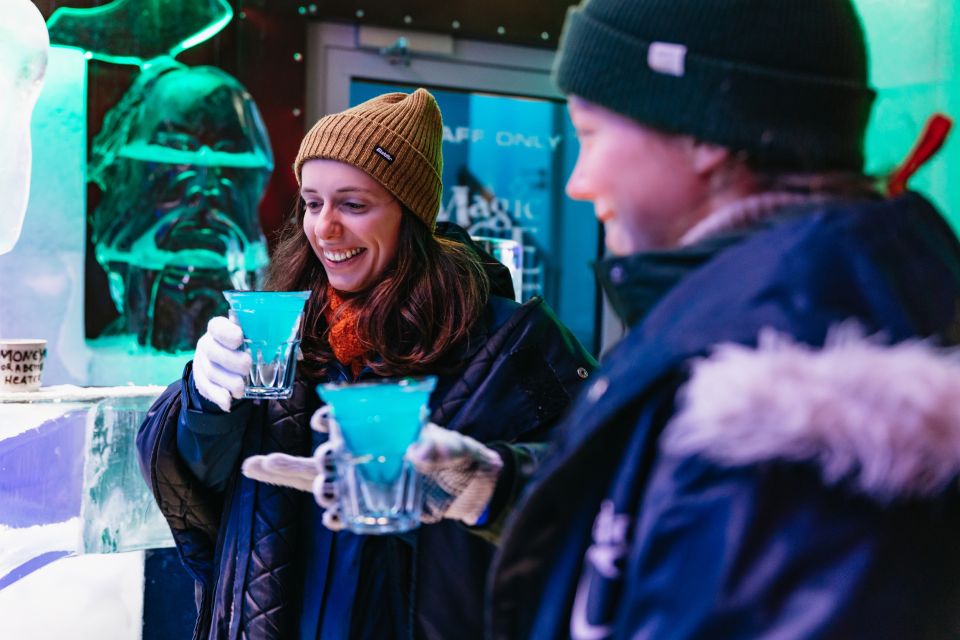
top-left (0, 385), bottom-right (173, 638)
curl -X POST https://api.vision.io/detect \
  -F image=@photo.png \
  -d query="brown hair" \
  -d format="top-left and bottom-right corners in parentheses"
top-left (265, 200), bottom-right (490, 378)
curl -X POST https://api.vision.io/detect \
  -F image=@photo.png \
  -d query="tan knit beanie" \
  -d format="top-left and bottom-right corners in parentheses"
top-left (295, 89), bottom-right (443, 230)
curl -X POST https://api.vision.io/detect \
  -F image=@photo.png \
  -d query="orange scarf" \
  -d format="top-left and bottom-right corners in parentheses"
top-left (323, 284), bottom-right (368, 378)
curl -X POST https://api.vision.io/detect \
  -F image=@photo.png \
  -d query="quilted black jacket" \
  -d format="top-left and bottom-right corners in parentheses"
top-left (137, 295), bottom-right (595, 639)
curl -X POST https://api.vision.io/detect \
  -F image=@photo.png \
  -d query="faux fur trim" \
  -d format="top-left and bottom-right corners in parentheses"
top-left (663, 325), bottom-right (960, 501)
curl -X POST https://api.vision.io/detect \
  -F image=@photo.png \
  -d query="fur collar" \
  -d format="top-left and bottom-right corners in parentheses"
top-left (663, 325), bottom-right (960, 502)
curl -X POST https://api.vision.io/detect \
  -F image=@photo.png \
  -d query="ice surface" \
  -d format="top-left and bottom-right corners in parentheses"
top-left (87, 334), bottom-right (191, 386)
top-left (0, 402), bottom-right (89, 590)
top-left (0, 520), bottom-right (78, 587)
top-left (0, 405), bottom-right (87, 529)
top-left (0, 551), bottom-right (145, 640)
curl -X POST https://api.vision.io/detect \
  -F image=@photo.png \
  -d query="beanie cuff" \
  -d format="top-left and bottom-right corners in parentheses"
top-left (295, 90), bottom-right (444, 230)
top-left (296, 114), bottom-right (441, 229)
top-left (554, 7), bottom-right (876, 171)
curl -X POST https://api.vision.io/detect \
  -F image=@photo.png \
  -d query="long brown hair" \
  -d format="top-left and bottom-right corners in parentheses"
top-left (265, 199), bottom-right (490, 378)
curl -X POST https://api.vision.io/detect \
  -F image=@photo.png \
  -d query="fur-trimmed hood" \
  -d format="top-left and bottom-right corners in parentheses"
top-left (664, 325), bottom-right (960, 502)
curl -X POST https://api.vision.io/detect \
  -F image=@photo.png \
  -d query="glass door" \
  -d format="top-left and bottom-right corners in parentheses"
top-left (308, 23), bottom-right (603, 353)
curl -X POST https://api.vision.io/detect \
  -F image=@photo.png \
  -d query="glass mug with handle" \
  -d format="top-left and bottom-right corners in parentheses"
top-left (317, 376), bottom-right (436, 534)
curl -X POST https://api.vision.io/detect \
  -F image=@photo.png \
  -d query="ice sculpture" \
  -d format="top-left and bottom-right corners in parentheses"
top-left (88, 59), bottom-right (273, 352)
top-left (0, 386), bottom-right (170, 635)
top-left (0, 0), bottom-right (49, 256)
top-left (47, 0), bottom-right (232, 65)
top-left (44, 0), bottom-right (271, 355)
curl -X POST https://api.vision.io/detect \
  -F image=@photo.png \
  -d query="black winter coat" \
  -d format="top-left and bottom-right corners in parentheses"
top-left (137, 294), bottom-right (595, 640)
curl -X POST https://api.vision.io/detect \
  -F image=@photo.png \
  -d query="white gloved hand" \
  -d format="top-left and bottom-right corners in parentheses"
top-left (309, 405), bottom-right (345, 531)
top-left (406, 423), bottom-right (504, 526)
top-left (193, 316), bottom-right (252, 413)
top-left (242, 412), bottom-right (505, 529)
top-left (240, 405), bottom-right (344, 531)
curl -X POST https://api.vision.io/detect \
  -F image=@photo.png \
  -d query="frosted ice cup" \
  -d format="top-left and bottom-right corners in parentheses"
top-left (317, 376), bottom-right (437, 534)
top-left (222, 290), bottom-right (310, 399)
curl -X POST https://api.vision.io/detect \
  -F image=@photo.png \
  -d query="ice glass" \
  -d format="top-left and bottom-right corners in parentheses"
top-left (222, 290), bottom-right (310, 399)
top-left (317, 376), bottom-right (437, 534)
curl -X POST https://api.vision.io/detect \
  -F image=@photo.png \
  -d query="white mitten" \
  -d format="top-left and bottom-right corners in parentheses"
top-left (406, 423), bottom-right (504, 525)
top-left (243, 414), bottom-right (505, 529)
top-left (240, 405), bottom-right (345, 531)
top-left (310, 405), bottom-right (345, 531)
top-left (193, 316), bottom-right (252, 412)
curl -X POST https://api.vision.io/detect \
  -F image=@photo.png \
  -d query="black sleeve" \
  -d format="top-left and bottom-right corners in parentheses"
top-left (467, 441), bottom-right (551, 545)
top-left (176, 364), bottom-right (252, 492)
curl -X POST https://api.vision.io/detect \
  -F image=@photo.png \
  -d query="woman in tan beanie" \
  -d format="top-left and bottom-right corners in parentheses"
top-left (139, 88), bottom-right (595, 639)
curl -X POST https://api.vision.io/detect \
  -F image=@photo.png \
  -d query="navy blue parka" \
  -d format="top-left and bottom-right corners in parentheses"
top-left (487, 193), bottom-right (960, 639)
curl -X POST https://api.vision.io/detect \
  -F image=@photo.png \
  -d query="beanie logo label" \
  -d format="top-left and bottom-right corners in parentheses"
top-left (374, 145), bottom-right (395, 163)
top-left (648, 42), bottom-right (686, 77)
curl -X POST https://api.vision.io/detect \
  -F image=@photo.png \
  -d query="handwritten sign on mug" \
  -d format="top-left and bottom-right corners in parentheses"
top-left (0, 339), bottom-right (47, 392)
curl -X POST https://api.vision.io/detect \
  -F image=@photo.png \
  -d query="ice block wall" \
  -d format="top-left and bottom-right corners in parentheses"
top-left (80, 396), bottom-right (174, 553)
top-left (0, 388), bottom-right (171, 593)
top-left (0, 403), bottom-right (86, 586)
top-left (0, 46), bottom-right (89, 385)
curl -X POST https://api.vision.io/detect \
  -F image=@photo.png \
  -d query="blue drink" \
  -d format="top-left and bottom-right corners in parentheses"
top-left (223, 290), bottom-right (310, 399)
top-left (317, 376), bottom-right (436, 533)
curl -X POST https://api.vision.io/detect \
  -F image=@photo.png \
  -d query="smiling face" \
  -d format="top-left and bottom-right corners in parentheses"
top-left (301, 159), bottom-right (403, 293)
top-left (565, 96), bottom-right (714, 256)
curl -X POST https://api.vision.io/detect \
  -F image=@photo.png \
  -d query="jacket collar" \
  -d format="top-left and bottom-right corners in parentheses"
top-left (594, 229), bottom-right (750, 328)
top-left (596, 191), bottom-right (834, 328)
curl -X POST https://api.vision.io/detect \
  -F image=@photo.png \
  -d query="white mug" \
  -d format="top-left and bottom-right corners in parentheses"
top-left (0, 339), bottom-right (47, 392)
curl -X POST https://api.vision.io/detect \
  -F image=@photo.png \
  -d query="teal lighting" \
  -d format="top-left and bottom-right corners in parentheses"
top-left (47, 0), bottom-right (233, 67)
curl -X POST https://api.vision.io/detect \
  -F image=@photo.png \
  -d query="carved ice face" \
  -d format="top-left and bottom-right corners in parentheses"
top-left (0, 0), bottom-right (49, 255)
top-left (89, 63), bottom-right (274, 351)
top-left (92, 65), bottom-right (273, 276)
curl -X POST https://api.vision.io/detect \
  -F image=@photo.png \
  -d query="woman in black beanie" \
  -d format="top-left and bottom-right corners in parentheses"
top-left (404, 1), bottom-right (960, 638)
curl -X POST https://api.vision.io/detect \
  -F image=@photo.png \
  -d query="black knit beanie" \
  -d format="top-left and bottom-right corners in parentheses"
top-left (554, 0), bottom-right (876, 172)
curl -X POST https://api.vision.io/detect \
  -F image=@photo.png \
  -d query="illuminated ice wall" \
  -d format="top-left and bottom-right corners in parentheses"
top-left (0, 46), bottom-right (90, 385)
top-left (46, 0), bottom-right (233, 65)
top-left (857, 0), bottom-right (960, 230)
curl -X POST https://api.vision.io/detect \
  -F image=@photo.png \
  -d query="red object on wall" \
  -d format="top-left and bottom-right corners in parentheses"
top-left (886, 113), bottom-right (953, 196)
